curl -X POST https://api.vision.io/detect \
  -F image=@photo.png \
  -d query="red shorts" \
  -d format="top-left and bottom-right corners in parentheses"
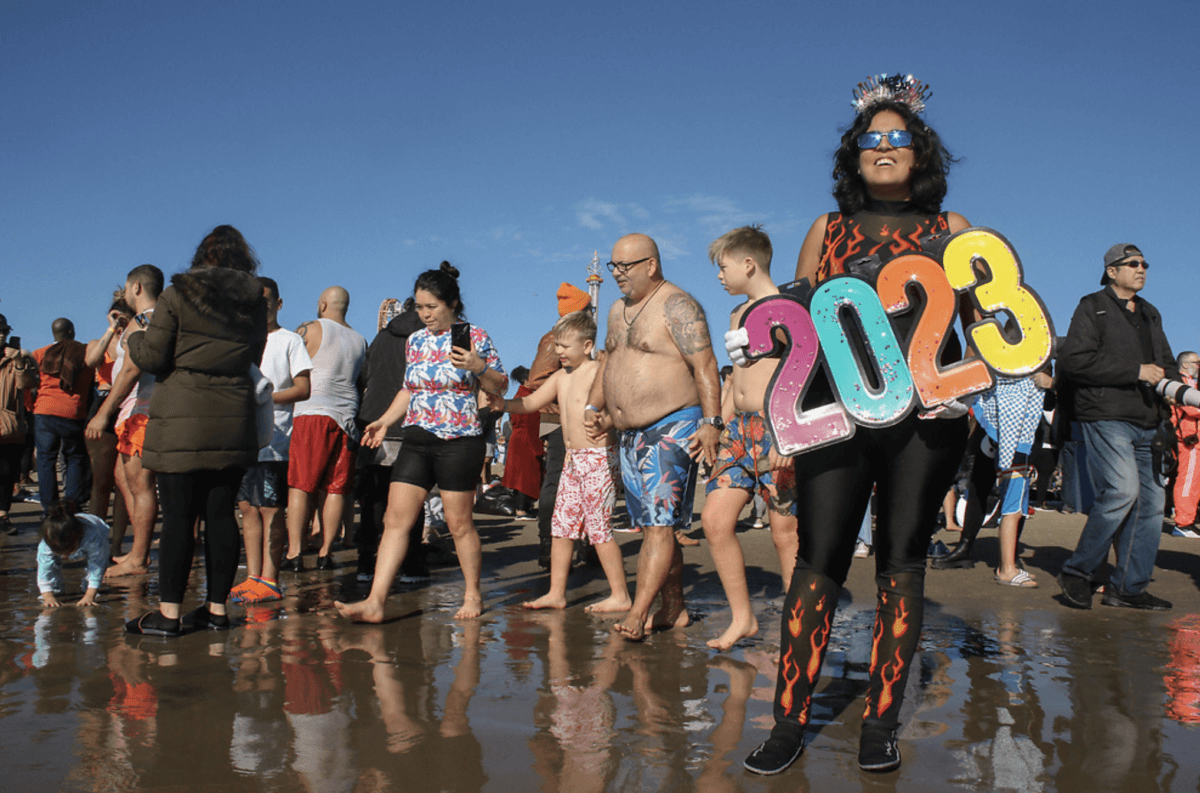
top-left (287, 415), bottom-right (356, 495)
top-left (115, 414), bottom-right (149, 458)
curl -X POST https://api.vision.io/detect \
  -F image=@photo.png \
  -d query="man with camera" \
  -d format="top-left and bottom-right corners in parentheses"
top-left (1169, 351), bottom-right (1200, 538)
top-left (1056, 243), bottom-right (1178, 610)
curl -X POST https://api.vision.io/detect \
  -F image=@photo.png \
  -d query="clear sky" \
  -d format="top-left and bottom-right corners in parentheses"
top-left (3, 0), bottom-right (1198, 375)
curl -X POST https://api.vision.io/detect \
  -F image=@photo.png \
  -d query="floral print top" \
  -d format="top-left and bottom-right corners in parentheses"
top-left (404, 325), bottom-right (506, 439)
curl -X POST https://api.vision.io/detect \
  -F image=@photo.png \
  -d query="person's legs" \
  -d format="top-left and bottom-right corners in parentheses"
top-left (1172, 444), bottom-right (1200, 528)
top-left (589, 538), bottom-right (631, 613)
top-left (34, 414), bottom-right (63, 511)
top-left (441, 488), bottom-right (483, 618)
top-left (200, 468), bottom-right (244, 613)
top-left (85, 430), bottom-right (118, 521)
top-left (615, 525), bottom-right (686, 641)
top-left (1061, 421), bottom-right (1140, 583)
top-left (537, 428), bottom-right (565, 567)
top-left (58, 421), bottom-right (89, 506)
top-left (524, 537), bottom-right (575, 609)
top-left (1108, 427), bottom-right (1166, 595)
top-left (334, 481), bottom-right (427, 623)
top-left (155, 471), bottom-right (202, 618)
top-left (702, 486), bottom-right (757, 650)
top-left (108, 451), bottom-right (156, 576)
top-left (284, 487), bottom-right (314, 566)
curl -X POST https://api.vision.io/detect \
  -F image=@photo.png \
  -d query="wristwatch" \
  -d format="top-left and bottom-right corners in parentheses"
top-left (699, 416), bottom-right (725, 430)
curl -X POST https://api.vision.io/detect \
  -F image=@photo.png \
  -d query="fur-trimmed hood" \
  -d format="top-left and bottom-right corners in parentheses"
top-left (171, 267), bottom-right (266, 327)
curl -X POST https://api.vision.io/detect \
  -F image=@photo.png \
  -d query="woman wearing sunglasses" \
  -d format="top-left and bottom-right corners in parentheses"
top-left (745, 75), bottom-right (973, 775)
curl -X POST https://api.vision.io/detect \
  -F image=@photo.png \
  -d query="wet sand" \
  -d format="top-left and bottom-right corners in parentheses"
top-left (2, 492), bottom-right (1199, 792)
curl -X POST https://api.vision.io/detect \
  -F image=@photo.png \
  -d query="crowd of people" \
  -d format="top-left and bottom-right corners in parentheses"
top-left (2, 72), bottom-right (1197, 778)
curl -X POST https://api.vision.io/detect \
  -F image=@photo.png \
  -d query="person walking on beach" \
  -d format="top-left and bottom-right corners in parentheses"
top-left (1056, 243), bottom-right (1177, 611)
top-left (282, 286), bottom-right (367, 572)
top-left (503, 310), bottom-right (630, 613)
top-left (700, 225), bottom-right (799, 651)
top-left (31, 318), bottom-right (94, 513)
top-left (583, 233), bottom-right (722, 642)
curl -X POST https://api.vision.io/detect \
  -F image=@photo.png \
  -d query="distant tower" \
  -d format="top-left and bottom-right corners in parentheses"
top-left (586, 251), bottom-right (603, 316)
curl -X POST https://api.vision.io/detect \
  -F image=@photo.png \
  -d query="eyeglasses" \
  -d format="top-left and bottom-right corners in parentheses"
top-left (856, 130), bottom-right (913, 150)
top-left (1112, 259), bottom-right (1149, 271)
top-left (606, 257), bottom-right (651, 274)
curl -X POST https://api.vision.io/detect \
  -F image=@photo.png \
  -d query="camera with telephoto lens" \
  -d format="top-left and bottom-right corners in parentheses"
top-left (1156, 378), bottom-right (1200, 408)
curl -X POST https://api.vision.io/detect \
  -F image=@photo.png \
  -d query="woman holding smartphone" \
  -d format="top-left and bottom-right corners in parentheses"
top-left (336, 261), bottom-right (506, 622)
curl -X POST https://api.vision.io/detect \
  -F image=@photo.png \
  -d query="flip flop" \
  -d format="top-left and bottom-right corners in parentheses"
top-left (994, 569), bottom-right (1038, 588)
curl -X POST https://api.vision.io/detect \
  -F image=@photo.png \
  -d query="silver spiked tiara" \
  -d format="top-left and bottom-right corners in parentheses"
top-left (851, 73), bottom-right (932, 116)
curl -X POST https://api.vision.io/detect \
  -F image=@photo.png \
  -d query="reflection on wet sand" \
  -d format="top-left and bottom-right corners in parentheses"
top-left (2, 506), bottom-right (1200, 791)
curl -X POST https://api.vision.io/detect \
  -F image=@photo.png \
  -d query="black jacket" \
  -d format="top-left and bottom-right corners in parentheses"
top-left (358, 308), bottom-right (424, 439)
top-left (1058, 286), bottom-right (1176, 429)
top-left (128, 267), bottom-right (268, 473)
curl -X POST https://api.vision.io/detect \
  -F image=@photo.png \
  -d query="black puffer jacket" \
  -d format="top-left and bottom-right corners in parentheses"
top-left (359, 308), bottom-right (424, 440)
top-left (127, 266), bottom-right (268, 473)
top-left (1058, 286), bottom-right (1177, 429)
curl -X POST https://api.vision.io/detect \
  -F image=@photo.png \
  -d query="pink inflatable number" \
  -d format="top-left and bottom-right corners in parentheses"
top-left (740, 296), bottom-right (854, 455)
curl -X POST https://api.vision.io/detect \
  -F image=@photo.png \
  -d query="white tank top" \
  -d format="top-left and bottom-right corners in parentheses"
top-left (293, 318), bottom-right (367, 439)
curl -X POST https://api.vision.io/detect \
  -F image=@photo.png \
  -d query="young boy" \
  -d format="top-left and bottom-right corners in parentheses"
top-left (37, 502), bottom-right (109, 607)
top-left (230, 277), bottom-right (313, 604)
top-left (702, 225), bottom-right (800, 651)
top-left (503, 311), bottom-right (631, 613)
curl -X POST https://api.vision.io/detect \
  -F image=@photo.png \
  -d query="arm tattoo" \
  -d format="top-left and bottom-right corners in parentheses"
top-left (665, 293), bottom-right (712, 356)
top-left (296, 321), bottom-right (310, 338)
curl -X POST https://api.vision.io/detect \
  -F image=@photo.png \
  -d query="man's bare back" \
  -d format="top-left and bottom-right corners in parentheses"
top-left (602, 282), bottom-right (707, 430)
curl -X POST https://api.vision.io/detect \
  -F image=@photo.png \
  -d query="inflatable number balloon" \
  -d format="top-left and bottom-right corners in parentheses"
top-left (739, 296), bottom-right (854, 455)
top-left (942, 229), bottom-right (1054, 377)
top-left (876, 253), bottom-right (993, 407)
top-left (809, 277), bottom-right (915, 426)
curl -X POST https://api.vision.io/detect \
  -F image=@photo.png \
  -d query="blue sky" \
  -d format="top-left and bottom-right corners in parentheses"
top-left (3, 1), bottom-right (1198, 375)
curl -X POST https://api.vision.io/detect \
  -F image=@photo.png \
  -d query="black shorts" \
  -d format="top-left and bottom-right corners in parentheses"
top-left (390, 426), bottom-right (485, 493)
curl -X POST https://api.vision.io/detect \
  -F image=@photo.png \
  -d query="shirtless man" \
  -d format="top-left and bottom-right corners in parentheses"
top-left (584, 233), bottom-right (722, 641)
top-left (86, 264), bottom-right (163, 578)
top-left (282, 286), bottom-right (367, 572)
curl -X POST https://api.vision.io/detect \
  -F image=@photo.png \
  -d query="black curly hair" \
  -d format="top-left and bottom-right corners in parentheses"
top-left (831, 100), bottom-right (954, 215)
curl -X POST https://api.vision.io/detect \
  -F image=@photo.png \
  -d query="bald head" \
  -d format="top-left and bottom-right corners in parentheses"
top-left (51, 318), bottom-right (75, 341)
top-left (614, 234), bottom-right (660, 264)
top-left (318, 286), bottom-right (350, 319)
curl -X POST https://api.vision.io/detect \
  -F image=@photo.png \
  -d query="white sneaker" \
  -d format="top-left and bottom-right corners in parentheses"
top-left (1171, 525), bottom-right (1200, 539)
top-left (854, 540), bottom-right (871, 558)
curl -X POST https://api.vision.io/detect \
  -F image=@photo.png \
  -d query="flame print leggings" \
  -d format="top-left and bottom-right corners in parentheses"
top-left (774, 413), bottom-right (968, 732)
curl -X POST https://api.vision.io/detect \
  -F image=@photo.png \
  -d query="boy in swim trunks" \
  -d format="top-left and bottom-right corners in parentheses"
top-left (702, 225), bottom-right (800, 651)
top-left (502, 311), bottom-right (631, 613)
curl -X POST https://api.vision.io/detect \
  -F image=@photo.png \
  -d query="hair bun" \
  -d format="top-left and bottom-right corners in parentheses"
top-left (439, 261), bottom-right (460, 280)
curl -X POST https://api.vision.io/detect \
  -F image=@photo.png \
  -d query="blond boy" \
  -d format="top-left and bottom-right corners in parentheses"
top-left (505, 312), bottom-right (631, 613)
top-left (703, 225), bottom-right (800, 651)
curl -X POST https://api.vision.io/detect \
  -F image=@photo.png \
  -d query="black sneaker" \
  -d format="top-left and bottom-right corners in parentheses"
top-left (280, 554), bottom-right (305, 573)
top-left (125, 611), bottom-right (182, 637)
top-left (315, 555), bottom-right (337, 571)
top-left (1056, 572), bottom-right (1093, 609)
top-left (1, 516), bottom-right (16, 536)
top-left (1101, 588), bottom-right (1172, 611)
top-left (743, 726), bottom-right (804, 775)
top-left (858, 725), bottom-right (901, 772)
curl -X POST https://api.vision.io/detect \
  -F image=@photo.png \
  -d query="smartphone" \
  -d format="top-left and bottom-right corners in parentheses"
top-left (5, 336), bottom-right (20, 350)
top-left (451, 322), bottom-right (472, 351)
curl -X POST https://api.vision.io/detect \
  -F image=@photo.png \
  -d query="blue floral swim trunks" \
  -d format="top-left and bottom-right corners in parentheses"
top-left (618, 406), bottom-right (701, 530)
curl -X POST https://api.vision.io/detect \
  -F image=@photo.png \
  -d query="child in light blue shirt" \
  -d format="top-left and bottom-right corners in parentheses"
top-left (37, 505), bottom-right (108, 607)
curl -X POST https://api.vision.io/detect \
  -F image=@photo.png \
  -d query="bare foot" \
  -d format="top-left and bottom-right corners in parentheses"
top-left (104, 559), bottom-right (149, 579)
top-left (455, 596), bottom-right (483, 619)
top-left (585, 594), bottom-right (633, 614)
top-left (111, 551), bottom-right (131, 565)
top-left (707, 613), bottom-right (758, 651)
top-left (613, 613), bottom-right (647, 642)
top-left (675, 530), bottom-right (701, 546)
top-left (522, 594), bottom-right (567, 610)
top-left (334, 599), bottom-right (385, 623)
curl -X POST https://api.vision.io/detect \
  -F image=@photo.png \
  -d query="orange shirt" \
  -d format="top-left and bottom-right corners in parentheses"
top-left (32, 343), bottom-right (93, 420)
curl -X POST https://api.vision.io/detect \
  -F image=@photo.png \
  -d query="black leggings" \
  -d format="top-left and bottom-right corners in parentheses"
top-left (792, 413), bottom-right (969, 585)
top-left (774, 413), bottom-right (968, 734)
top-left (157, 468), bottom-right (244, 605)
top-left (0, 443), bottom-right (23, 512)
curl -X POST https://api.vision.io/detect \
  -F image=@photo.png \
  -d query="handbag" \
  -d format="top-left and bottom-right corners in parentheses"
top-left (249, 364), bottom-right (275, 449)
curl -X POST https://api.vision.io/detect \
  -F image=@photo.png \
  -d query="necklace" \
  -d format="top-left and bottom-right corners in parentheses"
top-left (623, 280), bottom-right (666, 326)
